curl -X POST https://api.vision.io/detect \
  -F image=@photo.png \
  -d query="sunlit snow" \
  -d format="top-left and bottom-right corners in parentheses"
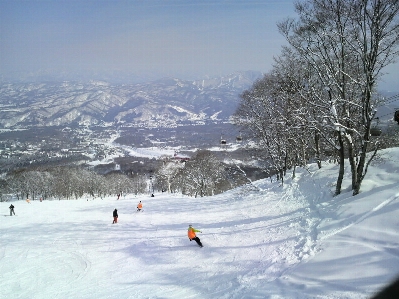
top-left (1, 148), bottom-right (399, 298)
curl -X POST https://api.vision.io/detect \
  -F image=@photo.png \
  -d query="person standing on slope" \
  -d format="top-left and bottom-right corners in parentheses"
top-left (112, 209), bottom-right (118, 224)
top-left (9, 204), bottom-right (15, 216)
top-left (188, 224), bottom-right (203, 247)
top-left (137, 201), bottom-right (143, 212)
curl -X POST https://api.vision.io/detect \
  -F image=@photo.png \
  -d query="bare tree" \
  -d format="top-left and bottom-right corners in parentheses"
top-left (349, 0), bottom-right (399, 194)
top-left (156, 160), bottom-right (185, 193)
top-left (278, 0), bottom-right (399, 195)
top-left (180, 150), bottom-right (226, 197)
top-left (233, 52), bottom-right (320, 184)
top-left (233, 75), bottom-right (287, 182)
top-left (5, 165), bottom-right (151, 201)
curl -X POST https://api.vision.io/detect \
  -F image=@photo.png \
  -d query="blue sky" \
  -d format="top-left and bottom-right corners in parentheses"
top-left (0, 0), bottom-right (296, 81)
top-left (0, 0), bottom-right (397, 90)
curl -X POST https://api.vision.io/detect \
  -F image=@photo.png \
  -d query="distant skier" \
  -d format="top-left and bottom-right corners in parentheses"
top-left (187, 224), bottom-right (203, 247)
top-left (112, 209), bottom-right (118, 224)
top-left (9, 204), bottom-right (15, 216)
top-left (137, 201), bottom-right (143, 212)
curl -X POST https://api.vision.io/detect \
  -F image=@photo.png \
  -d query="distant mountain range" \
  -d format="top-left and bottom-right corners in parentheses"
top-left (0, 71), bottom-right (262, 129)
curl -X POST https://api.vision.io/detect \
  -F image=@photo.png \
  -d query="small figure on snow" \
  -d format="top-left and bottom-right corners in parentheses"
top-left (187, 224), bottom-right (203, 247)
top-left (117, 194), bottom-right (120, 200)
top-left (112, 209), bottom-right (118, 224)
top-left (9, 204), bottom-right (15, 216)
top-left (137, 201), bottom-right (143, 212)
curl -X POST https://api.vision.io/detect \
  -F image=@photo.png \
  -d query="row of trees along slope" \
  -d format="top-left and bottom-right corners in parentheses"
top-left (233, 0), bottom-right (399, 196)
top-left (1, 150), bottom-right (251, 201)
top-left (3, 167), bottom-right (148, 201)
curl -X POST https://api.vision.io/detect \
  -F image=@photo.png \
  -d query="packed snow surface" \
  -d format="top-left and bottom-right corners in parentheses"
top-left (1, 148), bottom-right (399, 299)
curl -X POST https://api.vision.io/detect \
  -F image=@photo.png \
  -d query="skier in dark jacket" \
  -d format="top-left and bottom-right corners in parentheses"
top-left (112, 209), bottom-right (118, 224)
top-left (9, 204), bottom-right (15, 216)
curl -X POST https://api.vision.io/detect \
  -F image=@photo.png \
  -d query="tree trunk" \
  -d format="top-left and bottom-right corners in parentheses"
top-left (314, 131), bottom-right (322, 169)
top-left (346, 135), bottom-right (357, 190)
top-left (353, 130), bottom-right (370, 195)
top-left (335, 134), bottom-right (345, 196)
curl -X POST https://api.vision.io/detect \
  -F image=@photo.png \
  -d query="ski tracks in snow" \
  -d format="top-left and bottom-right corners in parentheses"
top-left (283, 170), bottom-right (398, 266)
top-left (0, 233), bottom-right (92, 298)
top-left (319, 193), bottom-right (399, 241)
top-left (211, 181), bottom-right (321, 293)
top-left (280, 175), bottom-right (321, 264)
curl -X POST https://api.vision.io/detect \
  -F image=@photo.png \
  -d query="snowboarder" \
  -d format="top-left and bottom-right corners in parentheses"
top-left (137, 201), bottom-right (143, 212)
top-left (187, 224), bottom-right (203, 247)
top-left (112, 209), bottom-right (118, 224)
top-left (9, 204), bottom-right (15, 216)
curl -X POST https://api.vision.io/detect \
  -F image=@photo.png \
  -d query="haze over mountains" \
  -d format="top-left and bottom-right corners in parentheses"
top-left (0, 71), bottom-right (261, 129)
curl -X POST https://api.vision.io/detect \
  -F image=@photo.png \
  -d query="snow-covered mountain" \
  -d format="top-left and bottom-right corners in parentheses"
top-left (0, 71), bottom-right (261, 129)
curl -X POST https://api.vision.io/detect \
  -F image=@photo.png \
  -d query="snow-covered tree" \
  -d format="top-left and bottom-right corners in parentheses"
top-left (156, 159), bottom-right (185, 193)
top-left (180, 150), bottom-right (226, 197)
top-left (233, 53), bottom-right (323, 184)
top-left (279, 0), bottom-right (399, 195)
top-left (235, 0), bottom-right (399, 194)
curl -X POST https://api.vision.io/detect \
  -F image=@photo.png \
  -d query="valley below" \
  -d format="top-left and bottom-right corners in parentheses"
top-left (0, 72), bottom-right (268, 181)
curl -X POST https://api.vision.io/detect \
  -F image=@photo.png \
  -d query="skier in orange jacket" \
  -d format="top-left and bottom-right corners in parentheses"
top-left (137, 201), bottom-right (143, 212)
top-left (187, 224), bottom-right (203, 247)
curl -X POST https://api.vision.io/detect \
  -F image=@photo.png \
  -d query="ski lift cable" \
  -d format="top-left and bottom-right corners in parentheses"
top-left (377, 94), bottom-right (399, 107)
top-left (384, 94), bottom-right (399, 102)
top-left (375, 111), bottom-right (399, 119)
top-left (219, 126), bottom-right (244, 144)
top-left (382, 97), bottom-right (399, 106)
